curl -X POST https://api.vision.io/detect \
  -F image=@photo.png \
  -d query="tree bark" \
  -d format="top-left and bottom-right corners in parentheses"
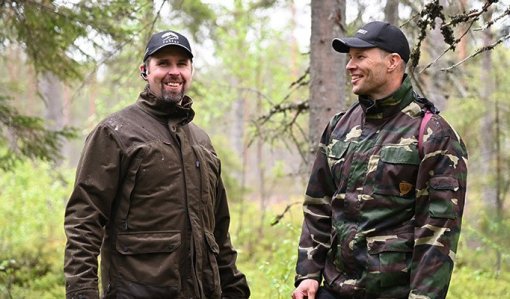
top-left (480, 7), bottom-right (496, 212)
top-left (478, 6), bottom-right (503, 274)
top-left (38, 72), bottom-right (65, 164)
top-left (384, 0), bottom-right (399, 25)
top-left (457, 0), bottom-right (469, 60)
top-left (308, 0), bottom-right (346, 169)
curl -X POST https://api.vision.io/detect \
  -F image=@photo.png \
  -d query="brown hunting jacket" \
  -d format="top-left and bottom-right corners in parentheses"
top-left (295, 76), bottom-right (468, 299)
top-left (64, 88), bottom-right (249, 299)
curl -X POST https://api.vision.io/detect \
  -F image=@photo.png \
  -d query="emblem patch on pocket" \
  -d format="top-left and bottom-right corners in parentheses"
top-left (399, 181), bottom-right (413, 196)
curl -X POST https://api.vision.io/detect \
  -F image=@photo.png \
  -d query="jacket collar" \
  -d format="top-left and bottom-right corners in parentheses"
top-left (136, 85), bottom-right (195, 125)
top-left (358, 74), bottom-right (414, 120)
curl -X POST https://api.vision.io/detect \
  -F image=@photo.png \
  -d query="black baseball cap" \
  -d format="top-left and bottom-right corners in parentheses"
top-left (332, 21), bottom-right (410, 63)
top-left (143, 30), bottom-right (193, 62)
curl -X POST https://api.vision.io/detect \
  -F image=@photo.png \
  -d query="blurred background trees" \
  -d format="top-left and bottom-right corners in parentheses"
top-left (1, 0), bottom-right (509, 298)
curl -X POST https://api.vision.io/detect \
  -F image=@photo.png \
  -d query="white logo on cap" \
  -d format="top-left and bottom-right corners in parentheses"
top-left (161, 32), bottom-right (179, 45)
top-left (357, 29), bottom-right (368, 34)
top-left (162, 32), bottom-right (178, 39)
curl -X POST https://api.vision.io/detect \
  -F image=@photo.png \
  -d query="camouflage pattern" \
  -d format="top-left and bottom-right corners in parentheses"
top-left (295, 75), bottom-right (468, 299)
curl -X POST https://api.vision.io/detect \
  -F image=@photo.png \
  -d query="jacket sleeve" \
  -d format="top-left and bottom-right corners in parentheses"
top-left (410, 115), bottom-right (468, 299)
top-left (213, 175), bottom-right (251, 299)
top-left (295, 119), bottom-right (337, 286)
top-left (64, 124), bottom-right (122, 299)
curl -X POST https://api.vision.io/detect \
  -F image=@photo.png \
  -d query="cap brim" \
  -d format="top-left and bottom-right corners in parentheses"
top-left (332, 37), bottom-right (375, 53)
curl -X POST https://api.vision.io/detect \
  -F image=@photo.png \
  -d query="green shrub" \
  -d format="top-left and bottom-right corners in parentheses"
top-left (0, 161), bottom-right (71, 298)
top-left (448, 266), bottom-right (510, 298)
top-left (231, 200), bottom-right (303, 299)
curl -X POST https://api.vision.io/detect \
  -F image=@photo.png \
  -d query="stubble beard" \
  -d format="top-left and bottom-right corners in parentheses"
top-left (158, 78), bottom-right (185, 105)
top-left (161, 88), bottom-right (184, 105)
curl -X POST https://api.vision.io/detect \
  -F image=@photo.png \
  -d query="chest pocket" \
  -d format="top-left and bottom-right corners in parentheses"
top-left (373, 145), bottom-right (420, 197)
top-left (327, 139), bottom-right (350, 185)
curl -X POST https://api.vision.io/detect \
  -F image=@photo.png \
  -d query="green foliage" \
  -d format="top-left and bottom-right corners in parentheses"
top-left (0, 95), bottom-right (77, 171)
top-left (210, 134), bottom-right (246, 202)
top-left (192, 0), bottom-right (309, 158)
top-left (231, 201), bottom-right (302, 299)
top-left (254, 221), bottom-right (300, 299)
top-left (0, 0), bottom-right (144, 81)
top-left (448, 266), bottom-right (510, 299)
top-left (0, 0), bottom-right (155, 171)
top-left (462, 216), bottom-right (510, 271)
top-left (0, 161), bottom-right (72, 298)
top-left (448, 226), bottom-right (510, 299)
top-left (167, 0), bottom-right (216, 37)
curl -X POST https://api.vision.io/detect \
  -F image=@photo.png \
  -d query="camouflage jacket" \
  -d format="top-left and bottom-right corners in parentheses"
top-left (295, 76), bottom-right (468, 299)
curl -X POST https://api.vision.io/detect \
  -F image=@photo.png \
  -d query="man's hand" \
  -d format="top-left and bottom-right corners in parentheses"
top-left (292, 279), bottom-right (319, 299)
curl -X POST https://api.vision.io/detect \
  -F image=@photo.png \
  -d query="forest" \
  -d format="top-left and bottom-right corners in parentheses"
top-left (1, 0), bottom-right (509, 298)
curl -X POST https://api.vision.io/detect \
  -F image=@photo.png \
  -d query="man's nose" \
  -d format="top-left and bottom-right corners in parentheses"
top-left (346, 59), bottom-right (355, 70)
top-left (167, 64), bottom-right (180, 75)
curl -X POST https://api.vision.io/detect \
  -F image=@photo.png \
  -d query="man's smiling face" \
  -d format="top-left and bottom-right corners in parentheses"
top-left (143, 46), bottom-right (192, 104)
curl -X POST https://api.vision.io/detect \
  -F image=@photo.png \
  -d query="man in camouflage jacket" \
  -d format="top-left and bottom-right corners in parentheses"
top-left (292, 21), bottom-right (468, 299)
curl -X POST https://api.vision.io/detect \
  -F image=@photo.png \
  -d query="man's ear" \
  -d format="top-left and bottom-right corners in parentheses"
top-left (139, 64), bottom-right (148, 80)
top-left (387, 54), bottom-right (402, 72)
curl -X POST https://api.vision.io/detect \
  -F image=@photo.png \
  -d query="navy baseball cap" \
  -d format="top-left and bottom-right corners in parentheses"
top-left (143, 30), bottom-right (193, 62)
top-left (332, 21), bottom-right (410, 63)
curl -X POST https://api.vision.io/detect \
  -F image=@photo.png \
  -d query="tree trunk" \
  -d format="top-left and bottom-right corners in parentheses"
top-left (494, 93), bottom-right (503, 276)
top-left (480, 8), bottom-right (496, 212)
top-left (233, 82), bottom-right (247, 239)
top-left (308, 0), bottom-right (346, 169)
top-left (256, 92), bottom-right (267, 237)
top-left (479, 6), bottom-right (502, 275)
top-left (457, 0), bottom-right (469, 60)
top-left (38, 72), bottom-right (65, 164)
top-left (384, 0), bottom-right (399, 25)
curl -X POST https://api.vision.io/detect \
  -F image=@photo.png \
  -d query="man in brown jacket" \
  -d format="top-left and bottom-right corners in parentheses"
top-left (64, 30), bottom-right (250, 299)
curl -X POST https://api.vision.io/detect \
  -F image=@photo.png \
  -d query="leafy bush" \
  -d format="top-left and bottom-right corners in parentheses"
top-left (448, 266), bottom-right (510, 298)
top-left (0, 161), bottom-right (72, 298)
top-left (231, 200), bottom-right (302, 299)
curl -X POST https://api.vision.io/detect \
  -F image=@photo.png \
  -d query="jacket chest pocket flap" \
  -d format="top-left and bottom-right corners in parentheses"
top-left (374, 146), bottom-right (420, 197)
top-left (116, 231), bottom-right (181, 255)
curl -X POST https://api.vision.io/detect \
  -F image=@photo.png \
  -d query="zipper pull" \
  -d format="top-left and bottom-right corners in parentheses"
top-left (195, 160), bottom-right (200, 168)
